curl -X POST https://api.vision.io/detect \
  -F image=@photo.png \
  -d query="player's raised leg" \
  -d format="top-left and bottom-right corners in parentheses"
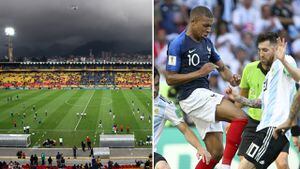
top-left (215, 98), bottom-right (248, 168)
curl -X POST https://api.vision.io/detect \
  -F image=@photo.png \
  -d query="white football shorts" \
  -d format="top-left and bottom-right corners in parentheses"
top-left (179, 88), bottom-right (223, 139)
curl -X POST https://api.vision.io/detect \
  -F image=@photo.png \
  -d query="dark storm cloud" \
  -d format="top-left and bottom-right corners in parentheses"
top-left (0, 0), bottom-right (152, 56)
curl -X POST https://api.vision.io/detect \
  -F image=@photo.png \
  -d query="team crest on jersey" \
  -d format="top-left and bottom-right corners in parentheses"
top-left (168, 55), bottom-right (177, 66)
top-left (207, 46), bottom-right (211, 54)
top-left (207, 46), bottom-right (211, 58)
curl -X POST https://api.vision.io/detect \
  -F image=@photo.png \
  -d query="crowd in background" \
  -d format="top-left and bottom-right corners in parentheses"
top-left (115, 72), bottom-right (152, 87)
top-left (0, 63), bottom-right (151, 71)
top-left (155, 0), bottom-right (300, 94)
top-left (0, 161), bottom-right (21, 169)
top-left (0, 72), bottom-right (81, 88)
top-left (0, 157), bottom-right (151, 169)
top-left (0, 71), bottom-right (152, 88)
top-left (0, 151), bottom-right (152, 169)
top-left (96, 54), bottom-right (152, 63)
top-left (12, 53), bottom-right (152, 63)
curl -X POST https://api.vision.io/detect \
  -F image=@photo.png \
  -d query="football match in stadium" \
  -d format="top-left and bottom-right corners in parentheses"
top-left (0, 0), bottom-right (152, 168)
top-left (0, 70), bottom-right (152, 147)
top-left (154, 0), bottom-right (300, 169)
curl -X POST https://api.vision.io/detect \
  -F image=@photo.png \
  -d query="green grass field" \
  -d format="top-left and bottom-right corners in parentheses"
top-left (0, 89), bottom-right (152, 148)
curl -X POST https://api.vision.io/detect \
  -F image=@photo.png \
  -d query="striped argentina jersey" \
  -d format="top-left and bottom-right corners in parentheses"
top-left (257, 55), bottom-right (297, 137)
top-left (154, 95), bottom-right (183, 152)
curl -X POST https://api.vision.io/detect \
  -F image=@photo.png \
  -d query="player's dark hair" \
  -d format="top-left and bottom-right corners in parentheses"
top-left (154, 67), bottom-right (159, 77)
top-left (256, 32), bottom-right (278, 46)
top-left (190, 6), bottom-right (213, 20)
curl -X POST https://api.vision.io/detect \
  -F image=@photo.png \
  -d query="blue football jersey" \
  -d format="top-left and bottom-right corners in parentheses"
top-left (166, 31), bottom-right (221, 100)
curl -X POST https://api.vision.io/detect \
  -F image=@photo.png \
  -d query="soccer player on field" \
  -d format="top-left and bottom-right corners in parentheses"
top-left (226, 34), bottom-right (297, 169)
top-left (236, 33), bottom-right (290, 168)
top-left (273, 39), bottom-right (300, 151)
top-left (165, 6), bottom-right (248, 169)
top-left (154, 67), bottom-right (211, 169)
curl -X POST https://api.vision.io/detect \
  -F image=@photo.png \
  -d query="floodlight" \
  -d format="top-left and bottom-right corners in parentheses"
top-left (5, 27), bottom-right (15, 36)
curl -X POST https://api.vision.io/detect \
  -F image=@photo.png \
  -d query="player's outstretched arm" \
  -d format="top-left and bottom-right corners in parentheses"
top-left (278, 56), bottom-right (300, 82)
top-left (235, 88), bottom-right (249, 108)
top-left (215, 60), bottom-right (241, 86)
top-left (177, 122), bottom-right (212, 165)
top-left (164, 63), bottom-right (218, 86)
top-left (226, 87), bottom-right (261, 108)
top-left (276, 37), bottom-right (300, 82)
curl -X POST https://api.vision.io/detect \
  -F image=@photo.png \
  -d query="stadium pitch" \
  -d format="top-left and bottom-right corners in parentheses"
top-left (0, 89), bottom-right (152, 148)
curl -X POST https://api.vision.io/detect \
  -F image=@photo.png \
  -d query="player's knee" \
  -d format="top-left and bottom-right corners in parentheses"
top-left (239, 113), bottom-right (247, 119)
top-left (234, 109), bottom-right (247, 119)
top-left (275, 157), bottom-right (289, 169)
top-left (155, 161), bottom-right (171, 169)
top-left (239, 155), bottom-right (244, 162)
top-left (239, 158), bottom-right (256, 169)
top-left (228, 104), bottom-right (247, 120)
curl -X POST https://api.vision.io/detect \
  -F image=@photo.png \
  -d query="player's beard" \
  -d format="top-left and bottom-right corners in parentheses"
top-left (268, 55), bottom-right (275, 67)
top-left (260, 55), bottom-right (274, 68)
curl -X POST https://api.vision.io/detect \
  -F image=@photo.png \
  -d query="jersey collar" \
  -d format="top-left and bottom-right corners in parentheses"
top-left (257, 62), bottom-right (269, 75)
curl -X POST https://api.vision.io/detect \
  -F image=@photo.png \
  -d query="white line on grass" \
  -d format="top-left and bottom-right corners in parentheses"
top-left (74, 91), bottom-right (95, 131)
top-left (65, 97), bottom-right (112, 107)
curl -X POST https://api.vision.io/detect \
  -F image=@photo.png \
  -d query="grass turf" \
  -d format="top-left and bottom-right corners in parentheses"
top-left (0, 89), bottom-right (152, 148)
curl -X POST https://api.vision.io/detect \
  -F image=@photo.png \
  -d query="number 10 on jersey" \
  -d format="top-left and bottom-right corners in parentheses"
top-left (188, 53), bottom-right (200, 66)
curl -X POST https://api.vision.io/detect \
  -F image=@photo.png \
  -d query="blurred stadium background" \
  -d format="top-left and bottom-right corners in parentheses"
top-left (154, 0), bottom-right (300, 168)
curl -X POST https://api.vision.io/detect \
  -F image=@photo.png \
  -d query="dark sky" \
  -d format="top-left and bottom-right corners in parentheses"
top-left (0, 0), bottom-right (152, 57)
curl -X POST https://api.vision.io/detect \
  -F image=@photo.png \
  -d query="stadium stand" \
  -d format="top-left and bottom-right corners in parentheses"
top-left (3, 52), bottom-right (151, 63)
top-left (0, 62), bottom-right (151, 89)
